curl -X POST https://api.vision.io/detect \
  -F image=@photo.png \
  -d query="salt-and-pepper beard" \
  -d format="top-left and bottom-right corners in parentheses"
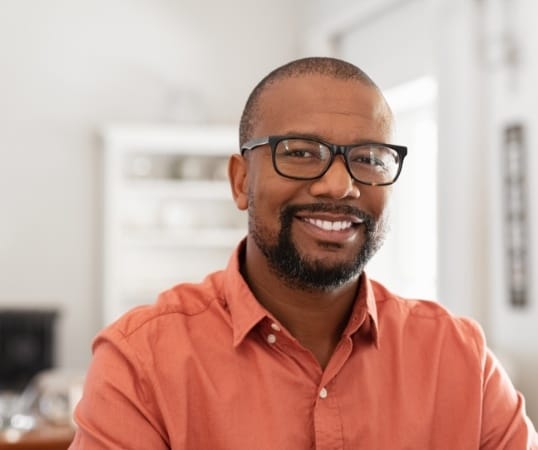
top-left (248, 200), bottom-right (388, 292)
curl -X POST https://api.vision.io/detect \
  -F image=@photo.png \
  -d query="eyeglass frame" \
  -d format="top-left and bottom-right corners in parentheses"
top-left (240, 135), bottom-right (408, 186)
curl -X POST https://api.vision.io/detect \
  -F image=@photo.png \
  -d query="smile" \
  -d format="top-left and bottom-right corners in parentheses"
top-left (302, 218), bottom-right (360, 232)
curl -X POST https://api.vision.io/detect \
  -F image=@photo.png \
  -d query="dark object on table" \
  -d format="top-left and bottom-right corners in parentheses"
top-left (0, 310), bottom-right (58, 392)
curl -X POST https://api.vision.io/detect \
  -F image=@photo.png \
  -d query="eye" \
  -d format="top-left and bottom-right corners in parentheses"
top-left (349, 145), bottom-right (396, 171)
top-left (282, 149), bottom-right (315, 158)
top-left (277, 139), bottom-right (326, 160)
top-left (350, 154), bottom-right (386, 170)
top-left (352, 154), bottom-right (385, 167)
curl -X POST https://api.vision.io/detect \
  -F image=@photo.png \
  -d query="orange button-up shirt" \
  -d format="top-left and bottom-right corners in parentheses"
top-left (70, 243), bottom-right (538, 449)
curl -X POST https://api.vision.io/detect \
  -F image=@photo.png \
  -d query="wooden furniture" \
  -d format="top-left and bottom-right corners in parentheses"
top-left (0, 426), bottom-right (74, 450)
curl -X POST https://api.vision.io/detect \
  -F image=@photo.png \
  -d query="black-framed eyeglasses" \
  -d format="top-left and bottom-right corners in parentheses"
top-left (241, 135), bottom-right (408, 186)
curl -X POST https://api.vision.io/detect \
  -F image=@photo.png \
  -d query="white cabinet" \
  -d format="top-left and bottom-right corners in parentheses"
top-left (101, 125), bottom-right (246, 325)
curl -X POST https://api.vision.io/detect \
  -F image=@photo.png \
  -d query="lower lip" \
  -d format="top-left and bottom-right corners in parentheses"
top-left (296, 217), bottom-right (361, 244)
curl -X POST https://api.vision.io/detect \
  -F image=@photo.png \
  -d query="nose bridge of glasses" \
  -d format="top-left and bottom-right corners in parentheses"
top-left (327, 144), bottom-right (355, 178)
top-left (322, 145), bottom-right (354, 179)
top-left (331, 144), bottom-right (348, 157)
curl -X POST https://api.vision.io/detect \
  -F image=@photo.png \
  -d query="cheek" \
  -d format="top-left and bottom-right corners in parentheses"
top-left (361, 186), bottom-right (392, 218)
top-left (248, 177), bottom-right (310, 239)
top-left (246, 167), bottom-right (281, 220)
top-left (248, 180), bottom-right (283, 221)
top-left (249, 160), bottom-right (300, 207)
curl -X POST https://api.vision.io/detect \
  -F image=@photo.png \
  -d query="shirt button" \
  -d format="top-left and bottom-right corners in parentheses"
top-left (270, 322), bottom-right (281, 331)
top-left (267, 334), bottom-right (277, 344)
top-left (319, 387), bottom-right (328, 399)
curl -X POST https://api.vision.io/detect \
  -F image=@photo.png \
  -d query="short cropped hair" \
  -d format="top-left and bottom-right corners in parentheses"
top-left (239, 57), bottom-right (382, 146)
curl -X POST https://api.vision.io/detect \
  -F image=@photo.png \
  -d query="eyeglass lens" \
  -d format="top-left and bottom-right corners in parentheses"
top-left (275, 138), bottom-right (400, 184)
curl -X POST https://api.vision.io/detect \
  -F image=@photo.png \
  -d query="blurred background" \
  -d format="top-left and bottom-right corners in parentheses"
top-left (0, 0), bottom-right (537, 435)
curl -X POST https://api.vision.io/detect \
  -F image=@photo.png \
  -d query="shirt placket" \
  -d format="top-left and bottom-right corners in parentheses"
top-left (313, 336), bottom-right (354, 450)
top-left (313, 383), bottom-right (343, 449)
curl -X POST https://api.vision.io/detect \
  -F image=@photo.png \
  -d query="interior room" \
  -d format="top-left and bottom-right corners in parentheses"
top-left (1, 0), bottom-right (537, 445)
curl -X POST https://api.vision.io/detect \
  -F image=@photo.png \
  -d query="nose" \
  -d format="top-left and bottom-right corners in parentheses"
top-left (308, 156), bottom-right (360, 200)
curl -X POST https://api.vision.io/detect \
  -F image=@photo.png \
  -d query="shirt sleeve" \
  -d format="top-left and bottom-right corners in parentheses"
top-left (68, 328), bottom-right (169, 450)
top-left (464, 319), bottom-right (538, 449)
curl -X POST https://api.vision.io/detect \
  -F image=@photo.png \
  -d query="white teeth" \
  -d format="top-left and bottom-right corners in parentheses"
top-left (305, 218), bottom-right (353, 231)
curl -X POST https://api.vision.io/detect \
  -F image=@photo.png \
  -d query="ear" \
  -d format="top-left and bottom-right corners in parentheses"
top-left (228, 154), bottom-right (249, 210)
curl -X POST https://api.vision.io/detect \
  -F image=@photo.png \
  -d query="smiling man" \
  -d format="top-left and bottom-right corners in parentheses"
top-left (70, 57), bottom-right (537, 449)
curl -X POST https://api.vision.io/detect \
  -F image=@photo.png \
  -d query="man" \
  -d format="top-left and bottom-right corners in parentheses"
top-left (70, 57), bottom-right (538, 449)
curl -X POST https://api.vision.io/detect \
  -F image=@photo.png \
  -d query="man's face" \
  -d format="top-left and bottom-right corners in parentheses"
top-left (235, 75), bottom-right (394, 291)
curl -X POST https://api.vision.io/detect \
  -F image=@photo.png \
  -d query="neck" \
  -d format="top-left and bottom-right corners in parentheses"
top-left (242, 239), bottom-right (359, 369)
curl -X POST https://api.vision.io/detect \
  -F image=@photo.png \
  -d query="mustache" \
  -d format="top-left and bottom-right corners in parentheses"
top-left (280, 203), bottom-right (376, 229)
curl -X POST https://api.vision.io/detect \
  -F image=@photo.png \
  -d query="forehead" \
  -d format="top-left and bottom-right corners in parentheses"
top-left (252, 74), bottom-right (392, 142)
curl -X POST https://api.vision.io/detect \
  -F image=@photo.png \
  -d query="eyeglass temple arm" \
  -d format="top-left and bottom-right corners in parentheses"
top-left (240, 137), bottom-right (271, 154)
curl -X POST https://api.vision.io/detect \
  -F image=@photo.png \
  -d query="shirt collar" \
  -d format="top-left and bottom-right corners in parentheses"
top-left (345, 271), bottom-right (380, 348)
top-left (222, 241), bottom-right (269, 347)
top-left (222, 240), bottom-right (379, 348)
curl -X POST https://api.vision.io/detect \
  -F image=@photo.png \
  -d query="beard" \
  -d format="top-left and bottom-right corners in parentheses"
top-left (248, 200), bottom-right (388, 292)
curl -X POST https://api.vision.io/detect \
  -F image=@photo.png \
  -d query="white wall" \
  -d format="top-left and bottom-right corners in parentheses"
top-left (435, 0), bottom-right (488, 321)
top-left (482, 0), bottom-right (538, 422)
top-left (0, 0), bottom-right (306, 369)
top-left (337, 1), bottom-right (435, 90)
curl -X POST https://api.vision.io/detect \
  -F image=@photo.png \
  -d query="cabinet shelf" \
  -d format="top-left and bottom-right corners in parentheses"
top-left (101, 124), bottom-right (245, 325)
top-left (122, 179), bottom-right (233, 200)
top-left (122, 227), bottom-right (245, 248)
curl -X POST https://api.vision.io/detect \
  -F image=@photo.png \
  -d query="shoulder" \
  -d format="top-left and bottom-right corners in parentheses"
top-left (98, 270), bottom-right (227, 344)
top-left (370, 278), bottom-right (486, 357)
